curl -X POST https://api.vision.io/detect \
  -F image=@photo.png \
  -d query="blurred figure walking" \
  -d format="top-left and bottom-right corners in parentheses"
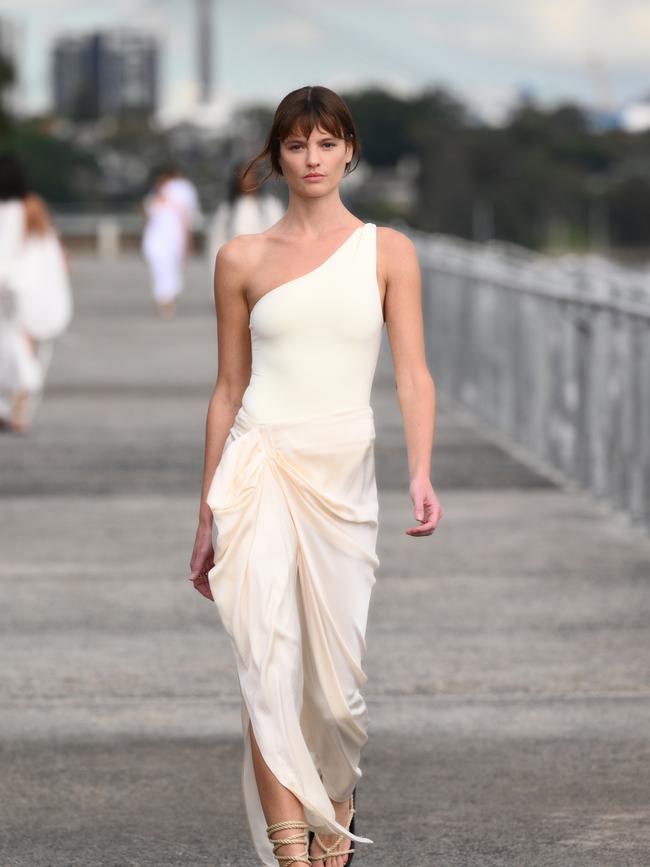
top-left (141, 164), bottom-right (202, 319)
top-left (0, 152), bottom-right (72, 434)
top-left (209, 160), bottom-right (284, 264)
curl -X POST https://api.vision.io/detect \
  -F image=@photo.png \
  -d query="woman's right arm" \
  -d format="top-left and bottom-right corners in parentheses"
top-left (189, 237), bottom-right (253, 598)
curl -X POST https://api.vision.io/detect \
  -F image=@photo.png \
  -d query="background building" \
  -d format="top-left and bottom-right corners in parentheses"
top-left (53, 29), bottom-right (158, 122)
top-left (0, 15), bottom-right (21, 117)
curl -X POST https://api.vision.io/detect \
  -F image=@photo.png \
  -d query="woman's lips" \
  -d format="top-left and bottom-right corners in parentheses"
top-left (304, 174), bottom-right (324, 180)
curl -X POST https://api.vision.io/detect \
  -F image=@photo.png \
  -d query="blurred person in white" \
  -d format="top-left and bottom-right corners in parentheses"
top-left (141, 164), bottom-right (202, 319)
top-left (209, 160), bottom-right (284, 264)
top-left (0, 152), bottom-right (72, 434)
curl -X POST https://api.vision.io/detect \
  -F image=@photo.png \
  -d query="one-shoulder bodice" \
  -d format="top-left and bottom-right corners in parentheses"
top-left (240, 222), bottom-right (384, 423)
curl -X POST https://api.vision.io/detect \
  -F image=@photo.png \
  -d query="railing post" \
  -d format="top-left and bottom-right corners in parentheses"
top-left (96, 219), bottom-right (121, 258)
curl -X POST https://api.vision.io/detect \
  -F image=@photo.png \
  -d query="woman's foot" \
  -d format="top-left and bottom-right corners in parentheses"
top-left (309, 794), bottom-right (354, 867)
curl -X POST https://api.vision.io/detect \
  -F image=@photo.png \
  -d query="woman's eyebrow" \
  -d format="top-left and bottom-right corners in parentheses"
top-left (285, 135), bottom-right (336, 142)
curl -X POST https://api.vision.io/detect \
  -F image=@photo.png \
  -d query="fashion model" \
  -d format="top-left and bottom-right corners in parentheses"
top-left (189, 85), bottom-right (442, 867)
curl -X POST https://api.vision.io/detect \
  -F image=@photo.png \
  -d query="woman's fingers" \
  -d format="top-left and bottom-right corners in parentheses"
top-left (408, 478), bottom-right (442, 536)
top-left (188, 539), bottom-right (215, 599)
top-left (188, 561), bottom-right (213, 582)
top-left (188, 526), bottom-right (215, 588)
top-left (405, 519), bottom-right (436, 535)
top-left (190, 574), bottom-right (214, 601)
top-left (405, 500), bottom-right (442, 535)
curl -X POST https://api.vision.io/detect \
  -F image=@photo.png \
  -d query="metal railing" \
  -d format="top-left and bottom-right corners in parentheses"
top-left (406, 228), bottom-right (650, 533)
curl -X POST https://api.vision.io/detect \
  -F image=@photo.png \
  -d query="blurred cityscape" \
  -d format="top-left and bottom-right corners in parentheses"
top-left (1, 2), bottom-right (650, 257)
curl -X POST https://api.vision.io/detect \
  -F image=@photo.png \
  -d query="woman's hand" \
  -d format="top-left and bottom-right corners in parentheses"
top-left (406, 475), bottom-right (442, 536)
top-left (188, 523), bottom-right (215, 600)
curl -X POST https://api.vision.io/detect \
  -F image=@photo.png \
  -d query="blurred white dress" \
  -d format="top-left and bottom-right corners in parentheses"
top-left (0, 200), bottom-right (71, 419)
top-left (206, 223), bottom-right (384, 865)
top-left (162, 177), bottom-right (202, 228)
top-left (142, 177), bottom-right (202, 304)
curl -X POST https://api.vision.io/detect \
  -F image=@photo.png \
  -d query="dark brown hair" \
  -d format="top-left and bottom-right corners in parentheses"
top-left (240, 85), bottom-right (362, 192)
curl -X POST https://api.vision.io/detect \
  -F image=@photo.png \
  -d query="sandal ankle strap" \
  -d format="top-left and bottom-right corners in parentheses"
top-left (267, 819), bottom-right (310, 833)
top-left (266, 819), bottom-right (311, 866)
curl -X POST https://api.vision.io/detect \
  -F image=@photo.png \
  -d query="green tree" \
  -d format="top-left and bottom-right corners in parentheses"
top-left (1, 126), bottom-right (99, 207)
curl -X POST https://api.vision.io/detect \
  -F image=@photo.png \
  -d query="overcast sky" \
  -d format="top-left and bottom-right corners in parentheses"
top-left (0, 0), bottom-right (648, 123)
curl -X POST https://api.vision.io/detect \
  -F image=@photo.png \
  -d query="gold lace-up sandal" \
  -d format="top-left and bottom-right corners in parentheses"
top-left (309, 786), bottom-right (356, 865)
top-left (266, 818), bottom-right (312, 865)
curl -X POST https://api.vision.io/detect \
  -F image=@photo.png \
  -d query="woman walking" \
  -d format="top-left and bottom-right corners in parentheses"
top-left (141, 165), bottom-right (201, 319)
top-left (189, 85), bottom-right (441, 866)
top-left (0, 152), bottom-right (71, 433)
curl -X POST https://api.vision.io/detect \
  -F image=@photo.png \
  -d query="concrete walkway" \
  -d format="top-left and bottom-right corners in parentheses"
top-left (1, 256), bottom-right (649, 866)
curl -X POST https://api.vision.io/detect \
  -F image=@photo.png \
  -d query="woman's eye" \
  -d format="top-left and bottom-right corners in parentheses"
top-left (287, 142), bottom-right (335, 150)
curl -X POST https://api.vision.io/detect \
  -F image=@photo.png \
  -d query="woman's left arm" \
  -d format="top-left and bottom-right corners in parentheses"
top-left (378, 227), bottom-right (442, 537)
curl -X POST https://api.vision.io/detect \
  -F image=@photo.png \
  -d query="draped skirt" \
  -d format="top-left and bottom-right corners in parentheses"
top-left (206, 402), bottom-right (380, 865)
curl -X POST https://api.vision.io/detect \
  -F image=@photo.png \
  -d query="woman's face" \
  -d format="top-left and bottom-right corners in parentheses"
top-left (278, 124), bottom-right (353, 196)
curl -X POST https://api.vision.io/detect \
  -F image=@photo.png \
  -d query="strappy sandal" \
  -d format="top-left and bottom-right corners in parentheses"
top-left (266, 818), bottom-right (312, 865)
top-left (309, 786), bottom-right (356, 865)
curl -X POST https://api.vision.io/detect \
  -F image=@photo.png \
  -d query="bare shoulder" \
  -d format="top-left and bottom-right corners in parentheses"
top-left (214, 233), bottom-right (267, 289)
top-left (377, 226), bottom-right (416, 253)
top-left (214, 233), bottom-right (259, 271)
top-left (376, 226), bottom-right (418, 283)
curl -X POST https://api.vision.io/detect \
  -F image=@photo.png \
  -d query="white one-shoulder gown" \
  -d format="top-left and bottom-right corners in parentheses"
top-left (207, 222), bottom-right (384, 865)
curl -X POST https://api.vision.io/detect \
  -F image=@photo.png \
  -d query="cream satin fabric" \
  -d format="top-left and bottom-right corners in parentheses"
top-left (207, 402), bottom-right (380, 865)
